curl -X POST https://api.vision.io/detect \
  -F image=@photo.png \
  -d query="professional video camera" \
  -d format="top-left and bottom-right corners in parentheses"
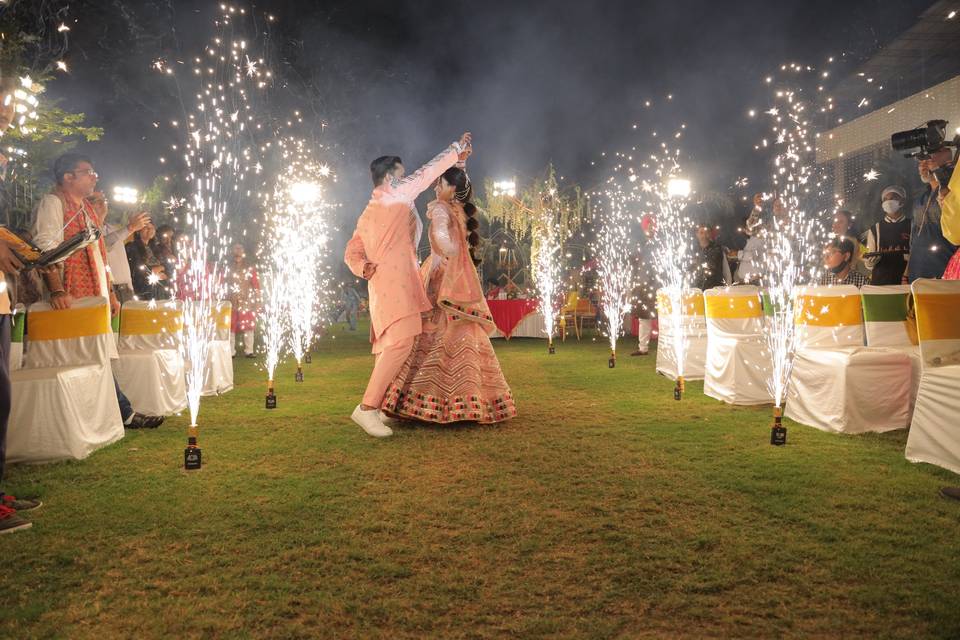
top-left (891, 119), bottom-right (958, 186)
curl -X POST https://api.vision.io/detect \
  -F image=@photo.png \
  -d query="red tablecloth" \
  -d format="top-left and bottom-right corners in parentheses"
top-left (487, 298), bottom-right (540, 338)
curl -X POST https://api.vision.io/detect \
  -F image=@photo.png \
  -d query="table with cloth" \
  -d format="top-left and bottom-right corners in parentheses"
top-left (488, 299), bottom-right (543, 339)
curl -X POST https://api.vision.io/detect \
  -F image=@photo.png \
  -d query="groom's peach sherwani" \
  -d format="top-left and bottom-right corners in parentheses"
top-left (344, 141), bottom-right (463, 406)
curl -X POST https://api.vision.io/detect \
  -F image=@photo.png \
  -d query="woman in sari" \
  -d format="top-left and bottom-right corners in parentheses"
top-left (382, 166), bottom-right (516, 424)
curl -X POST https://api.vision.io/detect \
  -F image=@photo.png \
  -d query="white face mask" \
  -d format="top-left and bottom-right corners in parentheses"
top-left (882, 199), bottom-right (903, 215)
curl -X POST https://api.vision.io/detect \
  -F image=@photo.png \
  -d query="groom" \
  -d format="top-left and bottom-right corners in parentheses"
top-left (345, 132), bottom-right (472, 437)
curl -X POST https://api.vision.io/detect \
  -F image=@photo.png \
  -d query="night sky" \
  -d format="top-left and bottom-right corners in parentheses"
top-left (48, 0), bottom-right (937, 231)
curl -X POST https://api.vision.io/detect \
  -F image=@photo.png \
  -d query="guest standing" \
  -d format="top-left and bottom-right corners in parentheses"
top-left (864, 185), bottom-right (911, 285)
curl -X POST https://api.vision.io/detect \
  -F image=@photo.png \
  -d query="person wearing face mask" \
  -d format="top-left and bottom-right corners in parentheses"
top-left (864, 185), bottom-right (911, 285)
top-left (908, 153), bottom-right (956, 282)
top-left (818, 237), bottom-right (868, 288)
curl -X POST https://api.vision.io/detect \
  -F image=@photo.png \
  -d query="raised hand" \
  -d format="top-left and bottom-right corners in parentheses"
top-left (127, 212), bottom-right (151, 234)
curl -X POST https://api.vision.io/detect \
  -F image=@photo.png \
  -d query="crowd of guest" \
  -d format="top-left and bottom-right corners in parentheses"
top-left (0, 141), bottom-right (261, 533)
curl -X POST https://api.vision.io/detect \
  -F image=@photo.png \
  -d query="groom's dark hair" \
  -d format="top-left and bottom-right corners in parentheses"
top-left (370, 155), bottom-right (402, 186)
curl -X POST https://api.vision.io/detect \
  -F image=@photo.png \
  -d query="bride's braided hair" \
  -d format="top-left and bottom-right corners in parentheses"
top-left (441, 166), bottom-right (482, 266)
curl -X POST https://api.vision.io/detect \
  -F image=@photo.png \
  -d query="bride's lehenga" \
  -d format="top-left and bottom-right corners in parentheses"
top-left (382, 200), bottom-right (516, 424)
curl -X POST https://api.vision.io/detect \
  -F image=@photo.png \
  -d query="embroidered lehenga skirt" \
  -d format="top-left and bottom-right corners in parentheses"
top-left (382, 266), bottom-right (517, 424)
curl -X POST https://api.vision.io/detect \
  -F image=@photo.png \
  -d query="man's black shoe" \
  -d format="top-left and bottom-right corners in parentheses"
top-left (940, 486), bottom-right (960, 501)
top-left (127, 413), bottom-right (164, 429)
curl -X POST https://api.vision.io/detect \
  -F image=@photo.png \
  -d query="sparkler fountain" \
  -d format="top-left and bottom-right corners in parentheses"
top-left (259, 232), bottom-right (288, 409)
top-left (651, 170), bottom-right (695, 400)
top-left (593, 183), bottom-right (636, 368)
top-left (170, 5), bottom-right (273, 469)
top-left (591, 111), bottom-right (696, 394)
top-left (753, 68), bottom-right (829, 444)
top-left (532, 217), bottom-right (563, 354)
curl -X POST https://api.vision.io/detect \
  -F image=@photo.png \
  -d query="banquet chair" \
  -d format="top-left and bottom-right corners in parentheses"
top-left (7, 297), bottom-right (124, 463)
top-left (202, 300), bottom-right (234, 395)
top-left (904, 279), bottom-right (960, 474)
top-left (560, 291), bottom-right (582, 341)
top-left (703, 286), bottom-right (773, 405)
top-left (860, 284), bottom-right (921, 412)
top-left (9, 304), bottom-right (25, 371)
top-left (577, 295), bottom-right (598, 336)
top-left (655, 288), bottom-right (707, 381)
top-left (784, 285), bottom-right (912, 434)
top-left (111, 300), bottom-right (187, 416)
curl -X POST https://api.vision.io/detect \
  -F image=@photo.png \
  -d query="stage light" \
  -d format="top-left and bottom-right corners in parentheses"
top-left (112, 186), bottom-right (140, 204)
top-left (667, 178), bottom-right (691, 198)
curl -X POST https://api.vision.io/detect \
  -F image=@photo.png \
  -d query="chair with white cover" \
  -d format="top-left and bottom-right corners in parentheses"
top-left (703, 286), bottom-right (773, 405)
top-left (860, 284), bottom-right (921, 411)
top-left (7, 297), bottom-right (124, 463)
top-left (655, 288), bottom-right (707, 381)
top-left (9, 304), bottom-right (25, 371)
top-left (111, 300), bottom-right (187, 416)
top-left (202, 300), bottom-right (234, 395)
top-left (904, 279), bottom-right (960, 474)
top-left (785, 285), bottom-right (912, 434)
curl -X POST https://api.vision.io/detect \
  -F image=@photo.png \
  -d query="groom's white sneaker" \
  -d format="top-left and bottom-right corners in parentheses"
top-left (352, 405), bottom-right (393, 438)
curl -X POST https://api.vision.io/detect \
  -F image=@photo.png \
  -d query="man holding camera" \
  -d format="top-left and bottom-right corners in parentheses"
top-left (909, 150), bottom-right (957, 282)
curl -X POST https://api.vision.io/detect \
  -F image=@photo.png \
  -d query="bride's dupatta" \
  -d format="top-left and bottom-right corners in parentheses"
top-left (423, 201), bottom-right (496, 335)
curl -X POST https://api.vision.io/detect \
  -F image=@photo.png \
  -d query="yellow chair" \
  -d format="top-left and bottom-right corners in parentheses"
top-left (560, 291), bottom-right (582, 341)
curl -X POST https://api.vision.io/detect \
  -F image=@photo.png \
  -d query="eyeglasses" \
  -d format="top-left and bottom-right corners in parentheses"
top-left (71, 169), bottom-right (98, 178)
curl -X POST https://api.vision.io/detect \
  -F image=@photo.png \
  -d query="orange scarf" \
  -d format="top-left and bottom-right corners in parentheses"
top-left (54, 187), bottom-right (111, 298)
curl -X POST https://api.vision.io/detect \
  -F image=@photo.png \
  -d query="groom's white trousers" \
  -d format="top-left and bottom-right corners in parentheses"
top-left (363, 314), bottom-right (419, 407)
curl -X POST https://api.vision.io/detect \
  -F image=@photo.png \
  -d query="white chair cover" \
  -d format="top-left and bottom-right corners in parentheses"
top-left (860, 284), bottom-right (921, 413)
top-left (112, 300), bottom-right (187, 416)
top-left (8, 296), bottom-right (123, 463)
top-left (904, 279), bottom-right (960, 474)
top-left (703, 286), bottom-right (773, 405)
top-left (785, 285), bottom-right (913, 434)
top-left (201, 340), bottom-right (234, 396)
top-left (655, 288), bottom-right (707, 381)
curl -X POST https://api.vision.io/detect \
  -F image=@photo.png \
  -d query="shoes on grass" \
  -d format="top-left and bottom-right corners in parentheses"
top-left (379, 411), bottom-right (409, 428)
top-left (630, 350), bottom-right (649, 356)
top-left (1, 494), bottom-right (42, 512)
top-left (126, 413), bottom-right (164, 429)
top-left (351, 405), bottom-right (393, 438)
top-left (0, 505), bottom-right (31, 534)
top-left (940, 486), bottom-right (960, 501)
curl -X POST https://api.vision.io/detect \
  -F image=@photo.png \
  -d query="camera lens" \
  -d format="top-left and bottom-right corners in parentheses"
top-left (891, 127), bottom-right (927, 152)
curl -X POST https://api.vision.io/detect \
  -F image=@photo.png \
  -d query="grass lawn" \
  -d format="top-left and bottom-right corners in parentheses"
top-left (1, 320), bottom-right (959, 639)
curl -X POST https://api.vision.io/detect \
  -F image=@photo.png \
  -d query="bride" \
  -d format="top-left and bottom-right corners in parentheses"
top-left (381, 163), bottom-right (516, 424)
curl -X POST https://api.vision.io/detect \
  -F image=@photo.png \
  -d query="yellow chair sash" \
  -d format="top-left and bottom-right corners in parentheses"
top-left (210, 305), bottom-right (232, 330)
top-left (704, 295), bottom-right (762, 319)
top-left (794, 294), bottom-right (862, 327)
top-left (657, 291), bottom-right (705, 317)
top-left (29, 306), bottom-right (109, 341)
top-left (120, 308), bottom-right (184, 336)
top-left (914, 293), bottom-right (960, 341)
